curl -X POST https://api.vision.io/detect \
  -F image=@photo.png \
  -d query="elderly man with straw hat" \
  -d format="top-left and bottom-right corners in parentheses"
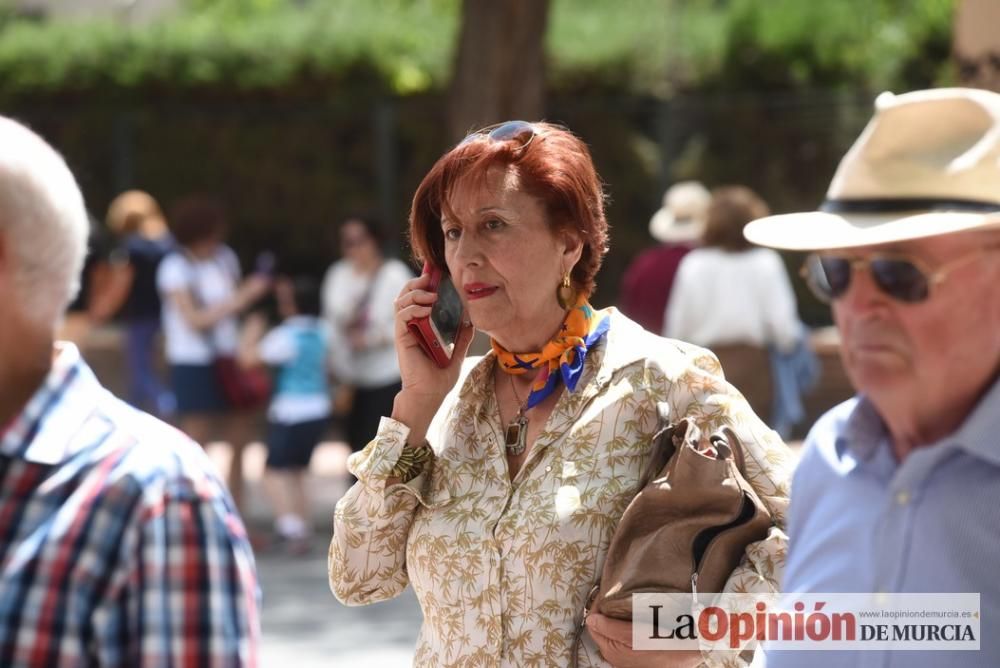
top-left (746, 88), bottom-right (1000, 667)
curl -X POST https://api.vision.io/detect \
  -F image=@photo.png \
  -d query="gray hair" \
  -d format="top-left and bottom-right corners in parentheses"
top-left (0, 116), bottom-right (89, 327)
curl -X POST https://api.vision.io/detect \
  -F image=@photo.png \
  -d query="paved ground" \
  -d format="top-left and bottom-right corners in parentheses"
top-left (256, 545), bottom-right (421, 666)
top-left (208, 441), bottom-right (424, 666)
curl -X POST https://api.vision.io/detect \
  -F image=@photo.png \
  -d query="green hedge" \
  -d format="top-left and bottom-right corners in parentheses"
top-left (0, 0), bottom-right (954, 327)
top-left (0, 0), bottom-right (953, 100)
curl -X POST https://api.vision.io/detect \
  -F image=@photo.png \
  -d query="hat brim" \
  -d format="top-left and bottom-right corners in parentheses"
top-left (649, 209), bottom-right (704, 243)
top-left (744, 210), bottom-right (1000, 251)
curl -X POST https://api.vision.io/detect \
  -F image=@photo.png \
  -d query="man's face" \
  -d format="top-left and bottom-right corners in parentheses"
top-left (831, 230), bottom-right (1000, 418)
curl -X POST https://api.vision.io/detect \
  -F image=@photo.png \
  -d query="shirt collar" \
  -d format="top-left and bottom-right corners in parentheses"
top-left (838, 373), bottom-right (1000, 467)
top-left (946, 373), bottom-right (1000, 466)
top-left (0, 342), bottom-right (104, 465)
top-left (837, 396), bottom-right (889, 463)
top-left (460, 309), bottom-right (662, 430)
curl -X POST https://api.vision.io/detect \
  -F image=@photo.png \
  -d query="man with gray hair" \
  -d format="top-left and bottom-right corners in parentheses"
top-left (0, 116), bottom-right (259, 665)
top-left (745, 87), bottom-right (1000, 666)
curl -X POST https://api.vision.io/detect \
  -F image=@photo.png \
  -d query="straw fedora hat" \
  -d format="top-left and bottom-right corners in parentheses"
top-left (744, 88), bottom-right (1000, 251)
top-left (649, 180), bottom-right (711, 243)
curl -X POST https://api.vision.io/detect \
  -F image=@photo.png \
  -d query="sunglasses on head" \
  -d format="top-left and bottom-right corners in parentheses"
top-left (458, 120), bottom-right (538, 150)
top-left (801, 247), bottom-right (998, 304)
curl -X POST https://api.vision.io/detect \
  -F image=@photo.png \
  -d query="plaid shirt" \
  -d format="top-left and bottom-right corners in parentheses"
top-left (0, 344), bottom-right (260, 667)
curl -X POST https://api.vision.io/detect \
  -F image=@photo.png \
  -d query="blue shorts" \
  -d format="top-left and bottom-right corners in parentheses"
top-left (170, 364), bottom-right (228, 415)
top-left (266, 418), bottom-right (327, 470)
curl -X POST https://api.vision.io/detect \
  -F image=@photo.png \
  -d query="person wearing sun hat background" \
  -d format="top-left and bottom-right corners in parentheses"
top-left (618, 180), bottom-right (711, 333)
top-left (745, 87), bottom-right (1000, 667)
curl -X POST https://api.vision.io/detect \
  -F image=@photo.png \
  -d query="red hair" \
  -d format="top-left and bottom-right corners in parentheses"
top-left (409, 122), bottom-right (609, 295)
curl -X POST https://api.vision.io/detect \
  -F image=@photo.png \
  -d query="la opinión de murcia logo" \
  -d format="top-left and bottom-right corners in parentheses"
top-left (631, 592), bottom-right (981, 653)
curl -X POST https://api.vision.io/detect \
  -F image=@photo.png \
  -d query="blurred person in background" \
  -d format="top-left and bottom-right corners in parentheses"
top-left (665, 186), bottom-right (802, 425)
top-left (328, 121), bottom-right (793, 667)
top-left (240, 275), bottom-right (330, 555)
top-left (321, 215), bottom-right (412, 455)
top-left (618, 180), bottom-right (710, 333)
top-left (0, 115), bottom-right (259, 665)
top-left (88, 189), bottom-right (176, 417)
top-left (56, 212), bottom-right (113, 346)
top-left (156, 195), bottom-right (271, 511)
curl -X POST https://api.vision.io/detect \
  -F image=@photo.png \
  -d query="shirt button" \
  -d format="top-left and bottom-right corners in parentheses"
top-left (896, 490), bottom-right (910, 506)
top-left (545, 466), bottom-right (552, 472)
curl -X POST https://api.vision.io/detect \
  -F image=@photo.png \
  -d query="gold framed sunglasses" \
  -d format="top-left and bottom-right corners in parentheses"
top-left (801, 246), bottom-right (1000, 304)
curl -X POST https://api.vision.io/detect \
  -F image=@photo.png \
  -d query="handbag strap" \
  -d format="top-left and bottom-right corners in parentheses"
top-left (344, 261), bottom-right (385, 332)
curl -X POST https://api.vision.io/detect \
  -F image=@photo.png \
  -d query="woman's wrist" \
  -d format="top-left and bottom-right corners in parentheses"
top-left (391, 391), bottom-right (443, 446)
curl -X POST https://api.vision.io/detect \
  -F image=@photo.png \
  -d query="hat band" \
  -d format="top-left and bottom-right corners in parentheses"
top-left (821, 197), bottom-right (1000, 214)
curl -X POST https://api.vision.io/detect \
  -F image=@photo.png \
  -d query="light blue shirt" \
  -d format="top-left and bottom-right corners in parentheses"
top-left (766, 376), bottom-right (1000, 668)
top-left (258, 316), bottom-right (331, 424)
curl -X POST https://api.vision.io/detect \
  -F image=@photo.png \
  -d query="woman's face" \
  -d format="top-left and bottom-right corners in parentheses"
top-left (340, 220), bottom-right (380, 267)
top-left (188, 232), bottom-right (223, 259)
top-left (441, 167), bottom-right (582, 351)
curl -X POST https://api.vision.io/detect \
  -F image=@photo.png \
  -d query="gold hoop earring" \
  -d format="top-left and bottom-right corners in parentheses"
top-left (556, 272), bottom-right (575, 310)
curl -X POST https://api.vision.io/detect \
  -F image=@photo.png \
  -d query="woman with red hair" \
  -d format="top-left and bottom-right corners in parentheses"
top-left (328, 122), bottom-right (793, 667)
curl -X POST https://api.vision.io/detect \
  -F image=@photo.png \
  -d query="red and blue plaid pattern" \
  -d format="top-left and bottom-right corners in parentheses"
top-left (0, 344), bottom-right (259, 667)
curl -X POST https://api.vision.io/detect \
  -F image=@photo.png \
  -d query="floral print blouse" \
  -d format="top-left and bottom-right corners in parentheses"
top-left (329, 311), bottom-right (794, 667)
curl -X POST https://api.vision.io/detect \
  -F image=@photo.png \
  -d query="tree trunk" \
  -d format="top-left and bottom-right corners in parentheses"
top-left (954, 0), bottom-right (1000, 91)
top-left (447, 0), bottom-right (550, 142)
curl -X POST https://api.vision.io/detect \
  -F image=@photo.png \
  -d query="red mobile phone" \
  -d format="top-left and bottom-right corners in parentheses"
top-left (406, 261), bottom-right (464, 368)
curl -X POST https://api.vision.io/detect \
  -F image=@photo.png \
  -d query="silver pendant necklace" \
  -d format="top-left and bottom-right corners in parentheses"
top-left (504, 374), bottom-right (530, 456)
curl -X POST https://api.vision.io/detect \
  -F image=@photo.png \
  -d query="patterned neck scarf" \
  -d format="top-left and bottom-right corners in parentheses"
top-left (492, 295), bottom-right (612, 409)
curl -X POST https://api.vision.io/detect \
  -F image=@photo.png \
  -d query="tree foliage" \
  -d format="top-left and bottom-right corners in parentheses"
top-left (0, 0), bottom-right (953, 100)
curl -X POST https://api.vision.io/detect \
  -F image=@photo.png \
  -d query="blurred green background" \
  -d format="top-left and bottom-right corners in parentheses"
top-left (0, 0), bottom-right (956, 325)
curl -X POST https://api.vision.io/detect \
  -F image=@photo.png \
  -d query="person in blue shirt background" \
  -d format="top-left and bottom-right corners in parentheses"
top-left (244, 275), bottom-right (331, 554)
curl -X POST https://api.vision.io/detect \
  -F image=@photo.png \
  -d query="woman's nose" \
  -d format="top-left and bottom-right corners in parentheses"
top-left (452, 231), bottom-right (483, 267)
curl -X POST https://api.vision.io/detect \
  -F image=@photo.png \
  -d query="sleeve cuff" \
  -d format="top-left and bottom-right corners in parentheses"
top-left (347, 417), bottom-right (411, 480)
top-left (346, 417), bottom-right (445, 507)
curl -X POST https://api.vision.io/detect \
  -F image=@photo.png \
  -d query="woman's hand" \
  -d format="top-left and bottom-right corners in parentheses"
top-left (236, 274), bottom-right (272, 310)
top-left (586, 612), bottom-right (704, 668)
top-left (390, 272), bottom-right (475, 445)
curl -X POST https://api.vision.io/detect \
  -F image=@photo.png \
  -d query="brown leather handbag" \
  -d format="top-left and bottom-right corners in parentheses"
top-left (586, 405), bottom-right (772, 621)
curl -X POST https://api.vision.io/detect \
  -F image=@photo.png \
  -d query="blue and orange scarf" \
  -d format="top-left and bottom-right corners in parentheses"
top-left (492, 296), bottom-right (611, 409)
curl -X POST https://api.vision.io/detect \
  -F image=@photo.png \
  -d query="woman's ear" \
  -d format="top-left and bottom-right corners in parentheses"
top-left (560, 229), bottom-right (584, 269)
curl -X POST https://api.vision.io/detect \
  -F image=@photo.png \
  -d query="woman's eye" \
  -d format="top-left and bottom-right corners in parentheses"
top-left (443, 228), bottom-right (461, 241)
top-left (484, 218), bottom-right (505, 231)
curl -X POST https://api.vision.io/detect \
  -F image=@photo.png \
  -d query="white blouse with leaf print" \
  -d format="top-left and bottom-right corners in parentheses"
top-left (329, 309), bottom-right (794, 667)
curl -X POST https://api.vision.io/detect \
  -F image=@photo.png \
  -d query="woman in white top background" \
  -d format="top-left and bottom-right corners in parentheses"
top-left (156, 195), bottom-right (271, 510)
top-left (665, 185), bottom-right (801, 423)
top-left (321, 215), bottom-right (412, 454)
